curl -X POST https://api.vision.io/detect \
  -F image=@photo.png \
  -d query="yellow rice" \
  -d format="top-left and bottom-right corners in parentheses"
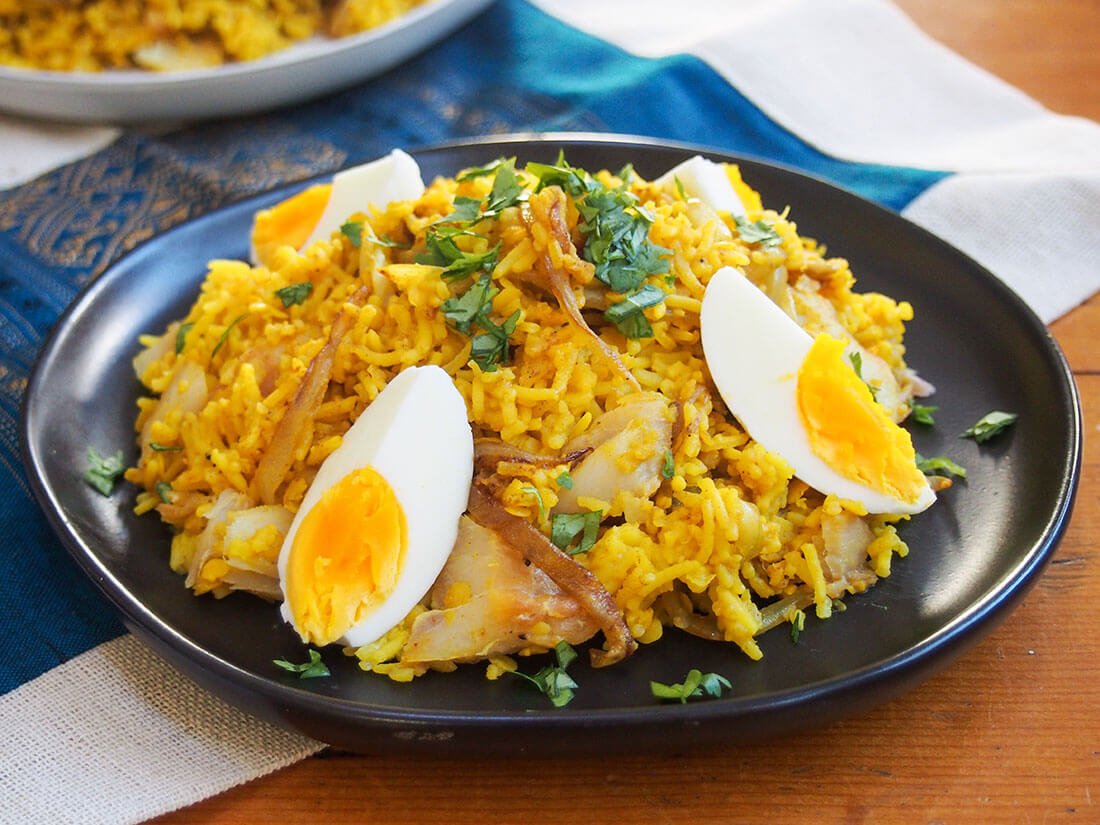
top-left (125, 158), bottom-right (914, 676)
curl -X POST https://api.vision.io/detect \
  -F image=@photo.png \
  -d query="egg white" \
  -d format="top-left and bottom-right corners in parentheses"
top-left (700, 266), bottom-right (934, 515)
top-left (300, 148), bottom-right (424, 252)
top-left (656, 155), bottom-right (747, 217)
top-left (276, 364), bottom-right (474, 647)
top-left (249, 148), bottom-right (424, 265)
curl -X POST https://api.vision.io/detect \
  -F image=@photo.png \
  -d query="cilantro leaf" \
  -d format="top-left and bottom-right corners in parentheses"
top-left (84, 447), bottom-right (125, 496)
top-left (482, 159), bottom-right (524, 218)
top-left (733, 215), bottom-right (783, 247)
top-left (510, 641), bottom-right (579, 707)
top-left (210, 314), bottom-right (247, 362)
top-left (274, 282), bottom-right (313, 308)
top-left (604, 283), bottom-right (666, 339)
top-left (555, 471), bottom-right (574, 490)
top-left (469, 308), bottom-right (520, 372)
top-left (175, 321), bottom-right (194, 355)
top-left (155, 481), bottom-right (173, 503)
top-left (790, 609), bottom-right (806, 644)
top-left (521, 484), bottom-right (546, 520)
top-left (456, 157), bottom-right (510, 181)
top-left (661, 451), bottom-right (675, 480)
top-left (340, 220), bottom-right (364, 247)
top-left (650, 669), bottom-right (731, 703)
top-left (847, 351), bottom-right (879, 401)
top-left (417, 228), bottom-right (500, 282)
top-left (961, 411), bottom-right (1018, 444)
top-left (674, 175), bottom-right (688, 201)
top-left (909, 403), bottom-right (938, 426)
top-left (440, 196), bottom-right (483, 224)
top-left (550, 510), bottom-right (602, 555)
top-left (273, 649), bottom-right (330, 679)
top-left (148, 442), bottom-right (182, 452)
top-left (915, 453), bottom-right (967, 478)
top-left (441, 274), bottom-right (499, 334)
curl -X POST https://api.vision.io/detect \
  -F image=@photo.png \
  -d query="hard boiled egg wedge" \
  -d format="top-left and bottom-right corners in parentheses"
top-left (656, 155), bottom-right (748, 218)
top-left (276, 365), bottom-right (474, 648)
top-left (700, 266), bottom-right (934, 515)
top-left (250, 148), bottom-right (424, 267)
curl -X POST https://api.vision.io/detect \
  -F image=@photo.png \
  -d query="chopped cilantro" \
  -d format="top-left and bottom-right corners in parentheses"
top-left (604, 283), bottom-right (666, 339)
top-left (550, 510), bottom-right (602, 555)
top-left (961, 410), bottom-right (1018, 443)
top-left (733, 215), bottom-right (783, 247)
top-left (372, 233), bottom-right (407, 248)
top-left (441, 273), bottom-right (498, 334)
top-left (439, 196), bottom-right (483, 225)
top-left (174, 321), bottom-right (194, 355)
top-left (527, 152), bottom-right (671, 298)
top-left (521, 484), bottom-right (546, 520)
top-left (915, 452), bottom-right (967, 478)
top-left (340, 220), bottom-right (364, 247)
top-left (650, 669), bottom-right (731, 703)
top-left (848, 351), bottom-right (879, 401)
top-left (790, 609), bottom-right (806, 644)
top-left (274, 282), bottom-right (313, 308)
top-left (155, 481), bottom-right (173, 503)
top-left (345, 219), bottom-right (407, 248)
top-left (661, 451), bottom-right (675, 480)
top-left (673, 175), bottom-right (688, 201)
top-left (469, 309), bottom-right (520, 372)
top-left (555, 471), bottom-right (574, 490)
top-left (456, 157), bottom-right (510, 181)
top-left (273, 649), bottom-right (330, 679)
top-left (148, 442), bottom-right (182, 452)
top-left (909, 402), bottom-right (938, 426)
top-left (510, 641), bottom-right (578, 707)
top-left (84, 447), bottom-right (125, 496)
top-left (417, 227), bottom-right (500, 282)
top-left (481, 158), bottom-right (524, 219)
top-left (210, 314), bottom-right (247, 361)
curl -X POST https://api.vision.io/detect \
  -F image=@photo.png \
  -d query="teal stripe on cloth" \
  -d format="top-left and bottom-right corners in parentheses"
top-left (0, 0), bottom-right (948, 694)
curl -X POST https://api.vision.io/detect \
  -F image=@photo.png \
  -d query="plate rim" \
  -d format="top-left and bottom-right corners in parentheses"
top-left (19, 132), bottom-right (1083, 741)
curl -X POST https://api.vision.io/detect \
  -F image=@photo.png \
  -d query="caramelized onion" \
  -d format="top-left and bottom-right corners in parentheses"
top-left (466, 482), bottom-right (636, 667)
top-left (473, 437), bottom-right (590, 476)
top-left (523, 189), bottom-right (640, 392)
top-left (252, 286), bottom-right (369, 504)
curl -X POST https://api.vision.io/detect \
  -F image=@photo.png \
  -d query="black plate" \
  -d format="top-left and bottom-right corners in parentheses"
top-left (21, 134), bottom-right (1081, 754)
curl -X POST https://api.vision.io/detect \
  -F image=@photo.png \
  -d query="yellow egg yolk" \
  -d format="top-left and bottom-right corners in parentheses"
top-left (285, 465), bottom-right (406, 646)
top-left (250, 182), bottom-right (332, 267)
top-left (796, 334), bottom-right (926, 506)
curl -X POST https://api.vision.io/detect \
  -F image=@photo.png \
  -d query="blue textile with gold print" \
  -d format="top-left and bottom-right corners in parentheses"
top-left (0, 0), bottom-right (949, 696)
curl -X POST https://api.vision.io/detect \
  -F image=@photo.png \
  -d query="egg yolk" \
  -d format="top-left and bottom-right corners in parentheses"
top-left (250, 182), bottom-right (332, 267)
top-left (796, 334), bottom-right (926, 506)
top-left (284, 465), bottom-right (407, 646)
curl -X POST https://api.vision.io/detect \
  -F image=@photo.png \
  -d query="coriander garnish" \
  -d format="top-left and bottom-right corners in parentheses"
top-left (509, 641), bottom-right (579, 707)
top-left (961, 410), bottom-right (1018, 443)
top-left (550, 511), bottom-right (602, 555)
top-left (84, 447), bottom-right (125, 496)
top-left (650, 669), bottom-right (731, 703)
top-left (274, 282), bottom-right (313, 308)
top-left (273, 649), bottom-right (330, 679)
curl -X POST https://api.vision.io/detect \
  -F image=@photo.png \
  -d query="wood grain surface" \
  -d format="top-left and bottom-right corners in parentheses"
top-left (151, 2), bottom-right (1100, 822)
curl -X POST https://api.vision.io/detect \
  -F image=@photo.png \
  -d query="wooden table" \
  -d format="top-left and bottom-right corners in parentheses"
top-left (153, 2), bottom-right (1099, 821)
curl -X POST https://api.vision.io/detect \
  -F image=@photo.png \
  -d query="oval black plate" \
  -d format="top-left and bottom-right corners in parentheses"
top-left (21, 134), bottom-right (1081, 755)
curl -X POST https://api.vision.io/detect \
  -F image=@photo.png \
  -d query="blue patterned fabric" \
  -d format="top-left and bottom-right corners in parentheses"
top-left (0, 0), bottom-right (948, 694)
